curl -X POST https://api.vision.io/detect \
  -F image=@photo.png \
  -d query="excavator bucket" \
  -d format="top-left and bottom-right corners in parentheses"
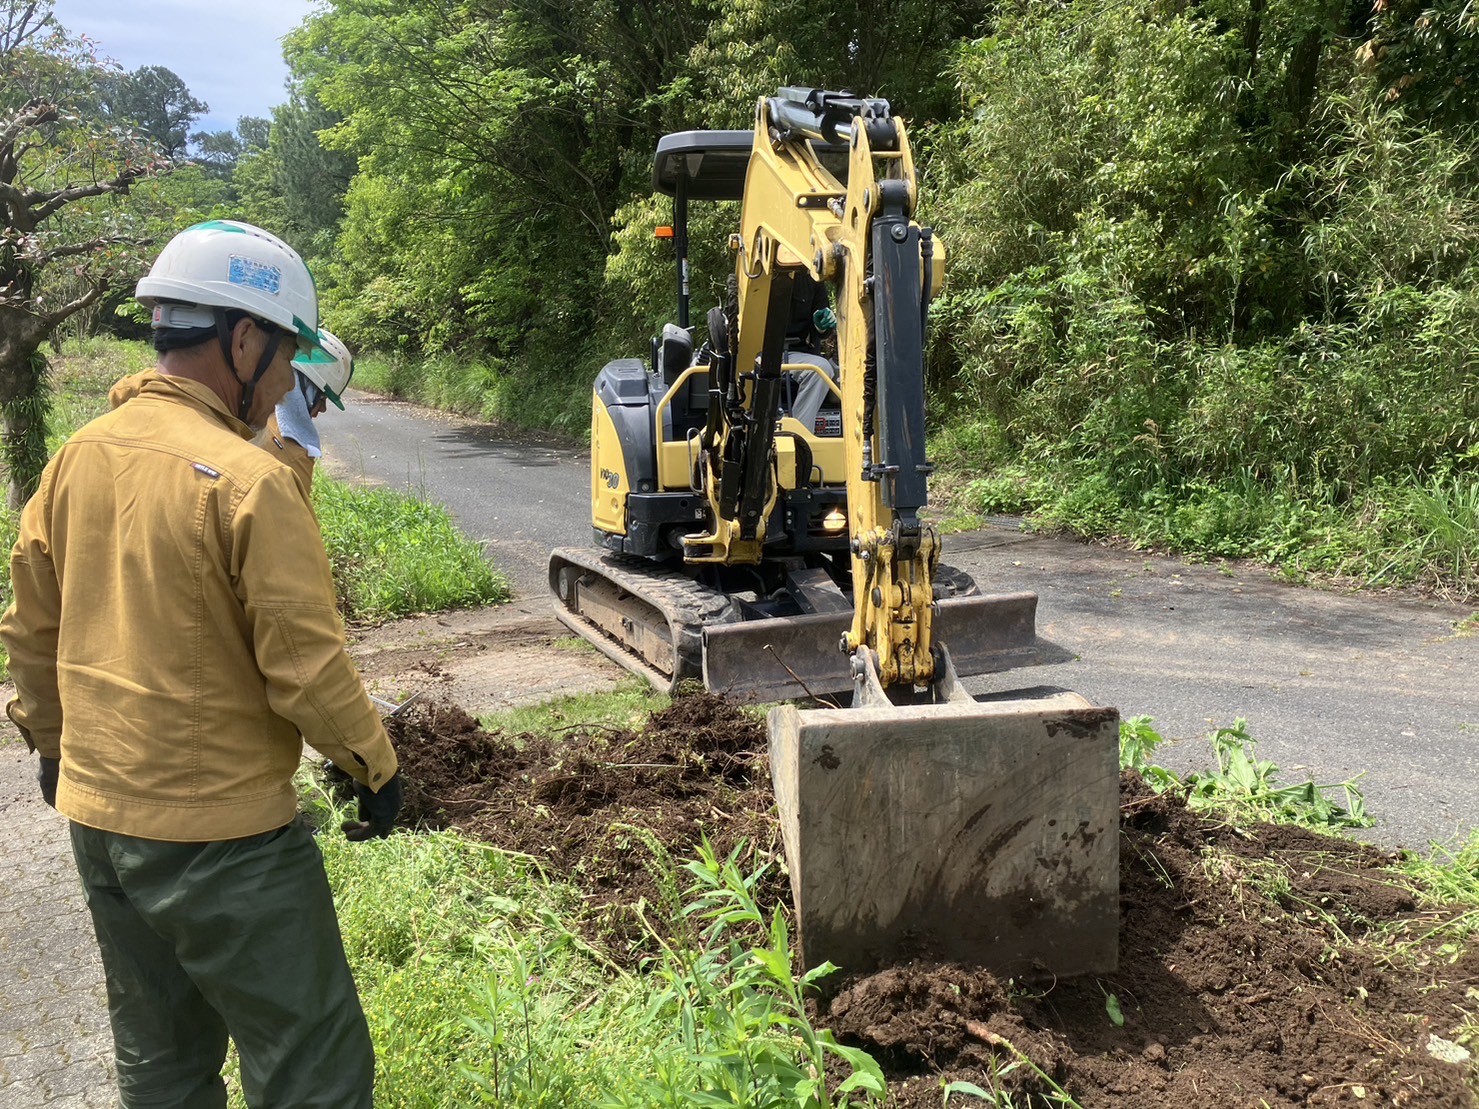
top-left (702, 591), bottom-right (1072, 702)
top-left (768, 650), bottom-right (1120, 983)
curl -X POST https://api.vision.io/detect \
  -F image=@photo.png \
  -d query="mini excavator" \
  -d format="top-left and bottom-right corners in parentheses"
top-left (549, 89), bottom-right (1120, 979)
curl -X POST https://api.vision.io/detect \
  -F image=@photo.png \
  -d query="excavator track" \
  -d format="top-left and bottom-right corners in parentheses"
top-left (548, 546), bottom-right (740, 693)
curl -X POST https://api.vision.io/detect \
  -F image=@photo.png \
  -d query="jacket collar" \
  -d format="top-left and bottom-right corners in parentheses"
top-left (113, 368), bottom-right (256, 440)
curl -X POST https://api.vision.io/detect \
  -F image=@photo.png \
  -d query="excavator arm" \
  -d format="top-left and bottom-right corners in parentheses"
top-left (688, 88), bottom-right (948, 691)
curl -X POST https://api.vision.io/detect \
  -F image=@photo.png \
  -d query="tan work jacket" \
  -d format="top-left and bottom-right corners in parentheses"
top-left (111, 372), bottom-right (318, 494)
top-left (260, 411), bottom-right (318, 492)
top-left (0, 370), bottom-right (397, 841)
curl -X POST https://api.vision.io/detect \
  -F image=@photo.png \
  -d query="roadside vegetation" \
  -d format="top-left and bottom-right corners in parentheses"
top-left (922, 1), bottom-right (1478, 600)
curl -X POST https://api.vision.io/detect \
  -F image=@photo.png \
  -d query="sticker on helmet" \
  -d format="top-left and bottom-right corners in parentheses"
top-left (228, 255), bottom-right (282, 295)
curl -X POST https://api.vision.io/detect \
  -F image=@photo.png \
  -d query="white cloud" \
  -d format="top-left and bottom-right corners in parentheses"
top-left (48, 0), bottom-right (317, 134)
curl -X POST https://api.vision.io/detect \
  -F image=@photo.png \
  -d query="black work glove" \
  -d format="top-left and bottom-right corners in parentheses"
top-left (341, 772), bottom-right (403, 841)
top-left (37, 756), bottom-right (59, 808)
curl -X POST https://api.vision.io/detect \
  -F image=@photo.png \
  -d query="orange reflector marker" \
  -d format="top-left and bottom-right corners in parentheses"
top-left (654, 226), bottom-right (674, 239)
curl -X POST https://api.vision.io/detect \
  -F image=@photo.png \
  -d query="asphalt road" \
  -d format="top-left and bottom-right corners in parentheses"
top-left (321, 391), bottom-right (1478, 851)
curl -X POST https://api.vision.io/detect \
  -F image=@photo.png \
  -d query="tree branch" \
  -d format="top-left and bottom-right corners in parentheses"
top-left (38, 280), bottom-right (105, 330)
top-left (26, 169), bottom-right (148, 226)
top-left (41, 234), bottom-right (146, 263)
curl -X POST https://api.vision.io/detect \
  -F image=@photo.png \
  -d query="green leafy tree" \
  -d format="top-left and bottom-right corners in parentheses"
top-left (292, 0), bottom-right (987, 358)
top-left (288, 0), bottom-right (641, 354)
top-left (98, 64), bottom-right (208, 160)
top-left (268, 93), bottom-right (356, 245)
top-left (190, 115), bottom-right (270, 183)
top-left (0, 1), bottom-right (168, 505)
top-left (1364, 0), bottom-right (1479, 126)
top-left (929, 0), bottom-right (1479, 525)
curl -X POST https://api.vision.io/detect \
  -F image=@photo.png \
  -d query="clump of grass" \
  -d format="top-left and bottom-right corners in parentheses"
top-left (597, 837), bottom-right (886, 1109)
top-left (1401, 828), bottom-right (1479, 948)
top-left (312, 475), bottom-right (510, 620)
top-left (1120, 716), bottom-right (1371, 830)
top-left (1367, 474), bottom-right (1479, 595)
top-left (477, 674), bottom-right (667, 737)
top-left (352, 350), bottom-right (591, 440)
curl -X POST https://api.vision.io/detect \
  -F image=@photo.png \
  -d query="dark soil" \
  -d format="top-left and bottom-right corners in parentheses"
top-left (386, 694), bottom-right (785, 944)
top-left (377, 692), bottom-right (1479, 1107)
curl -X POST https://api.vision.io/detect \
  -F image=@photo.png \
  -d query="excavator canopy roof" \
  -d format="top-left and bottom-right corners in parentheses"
top-left (652, 130), bottom-right (753, 201)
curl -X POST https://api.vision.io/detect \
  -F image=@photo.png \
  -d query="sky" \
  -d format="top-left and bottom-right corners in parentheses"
top-left (47, 0), bottom-right (318, 136)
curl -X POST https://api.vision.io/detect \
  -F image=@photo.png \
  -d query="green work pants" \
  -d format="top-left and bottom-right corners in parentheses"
top-left (69, 817), bottom-right (374, 1109)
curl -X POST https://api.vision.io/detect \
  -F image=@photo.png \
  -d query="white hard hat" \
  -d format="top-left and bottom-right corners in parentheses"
top-left (293, 328), bottom-right (353, 409)
top-left (136, 220), bottom-right (326, 359)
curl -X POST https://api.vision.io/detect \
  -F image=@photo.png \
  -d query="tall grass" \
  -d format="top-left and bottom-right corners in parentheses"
top-left (353, 349), bottom-right (593, 440)
top-left (312, 475), bottom-right (510, 620)
top-left (1372, 474), bottom-right (1479, 593)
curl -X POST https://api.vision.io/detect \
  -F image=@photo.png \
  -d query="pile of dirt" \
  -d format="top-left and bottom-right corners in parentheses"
top-left (385, 693), bottom-right (784, 941)
top-left (834, 774), bottom-right (1477, 1107)
top-left (378, 693), bottom-right (1479, 1107)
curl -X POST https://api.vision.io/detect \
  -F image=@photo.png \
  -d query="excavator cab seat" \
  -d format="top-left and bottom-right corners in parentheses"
top-left (655, 323), bottom-right (694, 387)
top-left (654, 322), bottom-right (708, 440)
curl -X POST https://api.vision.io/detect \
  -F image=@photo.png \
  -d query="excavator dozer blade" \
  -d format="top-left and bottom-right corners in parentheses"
top-left (769, 681), bottom-right (1121, 984)
top-left (702, 591), bottom-right (1070, 702)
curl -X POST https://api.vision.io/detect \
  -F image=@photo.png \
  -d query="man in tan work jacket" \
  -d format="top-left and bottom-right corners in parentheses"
top-left (0, 220), bottom-right (399, 1109)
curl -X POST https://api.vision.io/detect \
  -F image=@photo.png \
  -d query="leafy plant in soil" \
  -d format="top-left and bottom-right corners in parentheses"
top-left (1120, 715), bottom-right (1371, 830)
top-left (601, 838), bottom-right (886, 1109)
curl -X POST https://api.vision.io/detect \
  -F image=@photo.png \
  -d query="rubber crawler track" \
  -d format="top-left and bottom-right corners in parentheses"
top-left (548, 547), bottom-right (742, 693)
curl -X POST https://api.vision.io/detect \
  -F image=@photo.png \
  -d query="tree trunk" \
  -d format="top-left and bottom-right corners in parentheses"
top-left (0, 343), bottom-right (52, 510)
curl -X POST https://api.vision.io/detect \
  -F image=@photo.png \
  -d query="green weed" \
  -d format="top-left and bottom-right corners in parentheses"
top-left (1120, 717), bottom-right (1371, 830)
top-left (603, 837), bottom-right (887, 1109)
top-left (312, 475), bottom-right (510, 620)
top-left (938, 1027), bottom-right (1083, 1107)
top-left (1401, 828), bottom-right (1479, 946)
top-left (1367, 474), bottom-right (1479, 593)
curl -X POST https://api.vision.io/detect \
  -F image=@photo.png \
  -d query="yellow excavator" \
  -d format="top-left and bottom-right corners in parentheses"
top-left (549, 89), bottom-right (1120, 979)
